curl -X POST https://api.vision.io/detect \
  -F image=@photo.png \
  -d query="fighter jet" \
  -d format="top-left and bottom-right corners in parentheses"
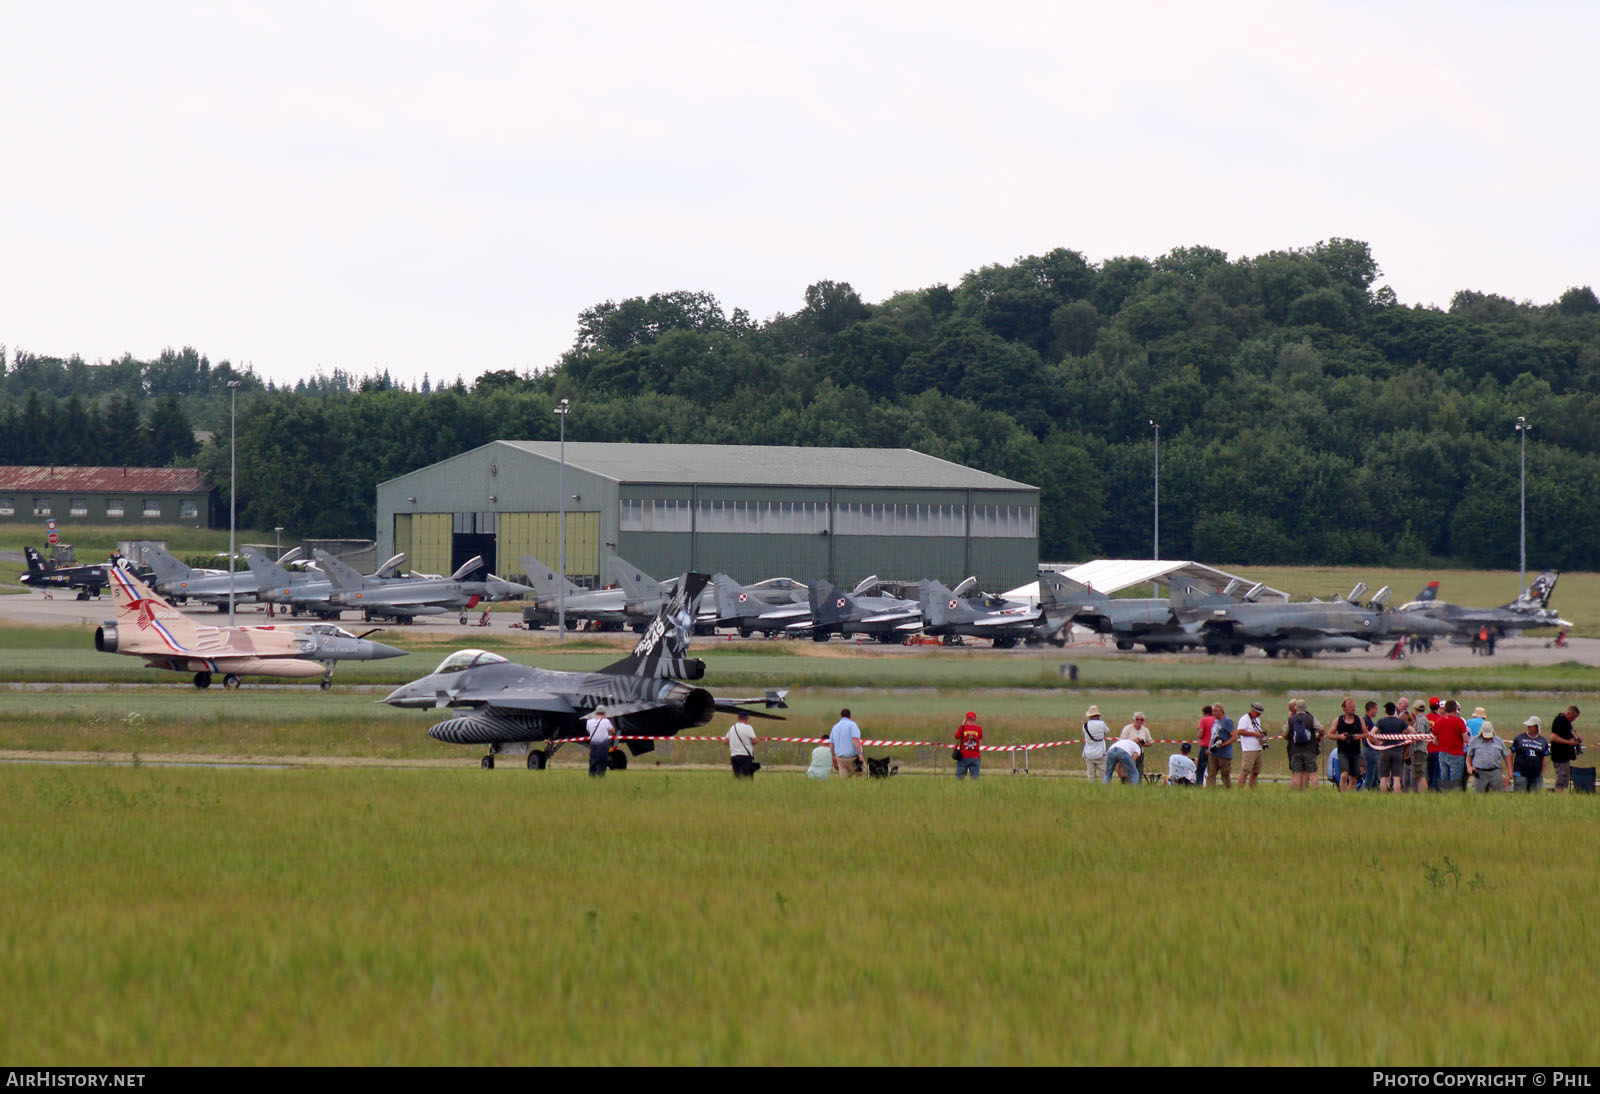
top-left (709, 573), bottom-right (813, 637)
top-left (805, 577), bottom-right (921, 643)
top-left (136, 542), bottom-right (270, 609)
top-left (1172, 582), bottom-right (1454, 658)
top-left (319, 550), bottom-right (532, 624)
top-left (242, 546), bottom-right (407, 619)
top-left (384, 572), bottom-right (789, 770)
top-left (1395, 571), bottom-right (1570, 639)
top-left (94, 561), bottom-right (405, 689)
top-left (917, 578), bottom-right (1066, 648)
top-left (18, 545), bottom-right (118, 599)
top-left (1038, 572), bottom-right (1203, 652)
top-left (517, 554), bottom-right (629, 630)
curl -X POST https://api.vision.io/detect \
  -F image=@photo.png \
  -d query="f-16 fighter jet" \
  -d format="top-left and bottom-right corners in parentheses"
top-left (384, 573), bottom-right (788, 769)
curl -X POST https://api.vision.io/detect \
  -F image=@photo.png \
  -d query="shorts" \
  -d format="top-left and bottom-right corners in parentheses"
top-left (1377, 749), bottom-right (1404, 779)
top-left (1554, 761), bottom-right (1572, 789)
top-left (1288, 748), bottom-right (1318, 774)
top-left (1238, 751), bottom-right (1263, 779)
top-left (1410, 750), bottom-right (1429, 784)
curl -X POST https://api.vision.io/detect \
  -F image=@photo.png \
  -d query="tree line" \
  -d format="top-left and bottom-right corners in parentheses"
top-left (4, 238), bottom-right (1599, 572)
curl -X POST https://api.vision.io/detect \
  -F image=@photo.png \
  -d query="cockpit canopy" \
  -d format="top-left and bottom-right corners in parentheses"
top-left (434, 649), bottom-right (508, 674)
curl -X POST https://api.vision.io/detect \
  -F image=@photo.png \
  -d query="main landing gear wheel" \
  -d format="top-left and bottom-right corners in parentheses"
top-left (608, 748), bottom-right (628, 771)
top-left (223, 674), bottom-right (242, 690)
top-left (459, 613), bottom-right (468, 625)
top-left (320, 677), bottom-right (333, 691)
top-left (481, 755), bottom-right (495, 770)
top-left (526, 751), bottom-right (548, 771)
top-left (193, 672), bottom-right (212, 689)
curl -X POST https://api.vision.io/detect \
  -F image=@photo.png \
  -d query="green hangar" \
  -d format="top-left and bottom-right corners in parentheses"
top-left (375, 442), bottom-right (1039, 590)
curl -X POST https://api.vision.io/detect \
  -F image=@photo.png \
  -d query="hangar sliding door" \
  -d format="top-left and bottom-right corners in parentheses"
top-left (500, 512), bottom-right (600, 582)
top-left (410, 513), bottom-right (452, 576)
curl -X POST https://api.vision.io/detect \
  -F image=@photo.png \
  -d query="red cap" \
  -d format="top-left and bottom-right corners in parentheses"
top-left (965, 712), bottom-right (977, 720)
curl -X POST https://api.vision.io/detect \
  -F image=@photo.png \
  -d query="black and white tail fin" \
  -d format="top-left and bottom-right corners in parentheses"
top-left (600, 572), bottom-right (709, 679)
top-left (1415, 580), bottom-right (1440, 604)
top-left (1516, 570), bottom-right (1559, 609)
top-left (23, 546), bottom-right (45, 573)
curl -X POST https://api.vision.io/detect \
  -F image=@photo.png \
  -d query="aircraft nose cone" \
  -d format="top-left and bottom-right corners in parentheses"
top-left (369, 641), bottom-right (407, 661)
top-left (383, 681), bottom-right (421, 706)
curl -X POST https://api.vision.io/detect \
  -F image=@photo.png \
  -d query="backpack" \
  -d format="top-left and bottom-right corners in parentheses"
top-left (1290, 711), bottom-right (1315, 748)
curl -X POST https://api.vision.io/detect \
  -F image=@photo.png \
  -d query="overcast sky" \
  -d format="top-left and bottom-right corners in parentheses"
top-left (2, 1), bottom-right (1594, 387)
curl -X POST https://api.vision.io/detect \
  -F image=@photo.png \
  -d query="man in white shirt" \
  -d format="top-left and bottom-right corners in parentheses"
top-left (1120, 712), bottom-right (1155, 778)
top-left (726, 712), bottom-right (758, 778)
top-left (585, 706), bottom-right (615, 778)
top-left (1103, 737), bottom-right (1142, 786)
top-left (829, 708), bottom-right (864, 778)
top-left (1236, 702), bottom-right (1267, 789)
top-left (1082, 705), bottom-right (1111, 782)
top-left (1167, 742), bottom-right (1198, 785)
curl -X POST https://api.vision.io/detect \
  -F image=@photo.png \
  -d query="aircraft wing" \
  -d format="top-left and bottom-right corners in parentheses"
top-left (861, 610), bottom-right (920, 624)
top-left (971, 610), bottom-right (1042, 627)
top-left (478, 693), bottom-right (579, 715)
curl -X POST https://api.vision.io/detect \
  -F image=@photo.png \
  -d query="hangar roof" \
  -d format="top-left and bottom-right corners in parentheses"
top-left (0, 466), bottom-right (211, 494)
top-left (484, 442), bottom-right (1035, 491)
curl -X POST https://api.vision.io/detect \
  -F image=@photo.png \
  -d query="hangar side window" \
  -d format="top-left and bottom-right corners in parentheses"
top-left (833, 502), bottom-right (966, 537)
top-left (180, 499), bottom-right (200, 520)
top-left (142, 499), bottom-right (162, 518)
top-left (970, 505), bottom-right (1037, 538)
top-left (105, 498), bottom-right (124, 518)
top-left (623, 499), bottom-right (692, 533)
top-left (69, 498), bottom-right (88, 517)
top-left (33, 498), bottom-right (51, 516)
top-left (0, 497), bottom-right (13, 516)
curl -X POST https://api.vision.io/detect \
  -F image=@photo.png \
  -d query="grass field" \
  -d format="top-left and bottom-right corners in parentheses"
top-left (3, 764), bottom-right (1598, 1066)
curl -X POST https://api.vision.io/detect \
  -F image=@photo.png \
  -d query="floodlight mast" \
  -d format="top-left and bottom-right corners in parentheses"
top-left (228, 380), bottom-right (242, 627)
top-left (555, 398), bottom-right (571, 642)
top-left (1515, 416), bottom-right (1531, 595)
top-left (1149, 420), bottom-right (1160, 563)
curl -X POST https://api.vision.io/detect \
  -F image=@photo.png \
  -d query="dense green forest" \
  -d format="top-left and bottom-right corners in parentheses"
top-left (4, 238), bottom-right (1599, 571)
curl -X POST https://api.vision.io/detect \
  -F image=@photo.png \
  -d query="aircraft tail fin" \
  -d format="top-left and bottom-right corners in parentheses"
top-left (918, 579), bottom-right (956, 626)
top-left (1169, 582), bottom-right (1205, 616)
top-left (314, 549), bottom-right (368, 591)
top-left (600, 573), bottom-right (709, 678)
top-left (610, 558), bottom-right (663, 603)
top-left (518, 555), bottom-right (584, 600)
top-left (1415, 580), bottom-right (1440, 604)
top-left (106, 560), bottom-right (201, 647)
top-left (711, 574), bottom-right (751, 620)
top-left (139, 544), bottom-right (192, 586)
top-left (1038, 572), bottom-right (1106, 610)
top-left (810, 580), bottom-right (853, 626)
top-left (241, 546), bottom-right (294, 595)
top-left (23, 546), bottom-right (46, 573)
top-left (1517, 570), bottom-right (1559, 609)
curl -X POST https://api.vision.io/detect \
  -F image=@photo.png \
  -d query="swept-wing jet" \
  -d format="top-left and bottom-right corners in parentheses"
top-left (320, 550), bottom-right (532, 624)
top-left (1395, 571), bottom-right (1570, 638)
top-left (805, 577), bottom-right (921, 643)
top-left (917, 578), bottom-right (1066, 648)
top-left (518, 554), bottom-right (629, 630)
top-left (1173, 582), bottom-right (1454, 658)
top-left (18, 545), bottom-right (121, 599)
top-left (709, 573), bottom-right (813, 637)
top-left (1038, 572), bottom-right (1202, 652)
top-left (94, 561), bottom-right (405, 689)
top-left (384, 572), bottom-right (789, 770)
top-left (135, 542), bottom-right (272, 609)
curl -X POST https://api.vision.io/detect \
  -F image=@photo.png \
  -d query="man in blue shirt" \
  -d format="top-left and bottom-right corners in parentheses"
top-left (829, 708), bottom-right (864, 778)
top-left (1207, 703), bottom-right (1237, 790)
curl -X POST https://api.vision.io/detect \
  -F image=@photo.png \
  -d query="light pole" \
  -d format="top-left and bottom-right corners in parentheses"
top-left (554, 398), bottom-right (571, 642)
top-left (275, 526), bottom-right (284, 558)
top-left (1515, 416), bottom-right (1531, 594)
top-left (227, 380), bottom-right (242, 627)
top-left (1148, 420), bottom-right (1160, 563)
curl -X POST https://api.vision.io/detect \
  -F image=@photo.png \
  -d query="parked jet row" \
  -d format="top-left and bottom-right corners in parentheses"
top-left (1040, 571), bottom-right (1564, 657)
